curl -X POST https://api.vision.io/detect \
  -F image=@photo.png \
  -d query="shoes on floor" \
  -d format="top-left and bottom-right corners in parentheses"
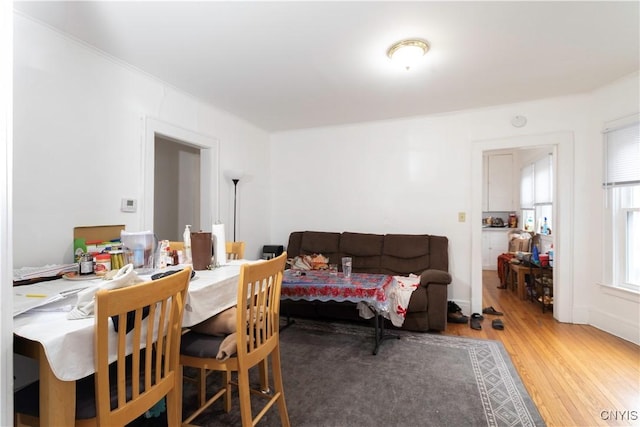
top-left (447, 301), bottom-right (470, 324)
top-left (447, 311), bottom-right (469, 324)
top-left (448, 301), bottom-right (463, 314)
top-left (492, 319), bottom-right (505, 330)
top-left (482, 306), bottom-right (504, 316)
top-left (470, 313), bottom-right (483, 330)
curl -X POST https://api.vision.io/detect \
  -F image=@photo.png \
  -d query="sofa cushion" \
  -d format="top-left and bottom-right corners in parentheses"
top-left (300, 231), bottom-right (341, 253)
top-left (340, 232), bottom-right (383, 272)
top-left (299, 231), bottom-right (342, 264)
top-left (340, 232), bottom-right (384, 256)
top-left (382, 234), bottom-right (430, 258)
top-left (380, 234), bottom-right (431, 275)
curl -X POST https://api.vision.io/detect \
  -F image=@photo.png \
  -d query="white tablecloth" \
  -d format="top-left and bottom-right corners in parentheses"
top-left (13, 261), bottom-right (253, 381)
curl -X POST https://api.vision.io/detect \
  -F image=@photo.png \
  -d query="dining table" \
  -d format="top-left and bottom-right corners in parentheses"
top-left (13, 260), bottom-right (253, 426)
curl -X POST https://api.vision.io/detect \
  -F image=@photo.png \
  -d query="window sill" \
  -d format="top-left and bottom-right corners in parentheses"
top-left (598, 282), bottom-right (640, 302)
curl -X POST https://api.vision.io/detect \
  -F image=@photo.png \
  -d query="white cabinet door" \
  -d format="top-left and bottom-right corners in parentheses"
top-left (486, 154), bottom-right (514, 211)
top-left (482, 231), bottom-right (493, 269)
top-left (482, 230), bottom-right (509, 270)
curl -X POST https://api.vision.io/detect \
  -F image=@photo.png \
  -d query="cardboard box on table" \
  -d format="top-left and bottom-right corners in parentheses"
top-left (73, 224), bottom-right (125, 260)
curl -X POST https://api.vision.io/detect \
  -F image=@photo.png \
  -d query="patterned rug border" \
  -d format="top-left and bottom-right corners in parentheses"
top-left (285, 318), bottom-right (545, 427)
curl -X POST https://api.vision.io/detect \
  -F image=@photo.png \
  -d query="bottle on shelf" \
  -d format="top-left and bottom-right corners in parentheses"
top-left (542, 217), bottom-right (549, 235)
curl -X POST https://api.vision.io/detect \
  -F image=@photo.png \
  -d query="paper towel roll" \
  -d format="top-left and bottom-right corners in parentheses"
top-left (212, 223), bottom-right (227, 266)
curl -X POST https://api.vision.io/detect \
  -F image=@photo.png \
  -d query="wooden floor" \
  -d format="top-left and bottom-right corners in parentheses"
top-left (444, 270), bottom-right (640, 427)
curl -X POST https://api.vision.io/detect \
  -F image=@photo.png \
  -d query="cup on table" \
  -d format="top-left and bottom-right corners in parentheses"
top-left (328, 264), bottom-right (338, 276)
top-left (341, 257), bottom-right (352, 279)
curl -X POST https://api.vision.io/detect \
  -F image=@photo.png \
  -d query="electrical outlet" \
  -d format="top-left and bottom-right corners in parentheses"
top-left (458, 212), bottom-right (466, 222)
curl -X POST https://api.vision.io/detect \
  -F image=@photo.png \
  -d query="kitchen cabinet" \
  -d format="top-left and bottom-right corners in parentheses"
top-left (483, 154), bottom-right (514, 211)
top-left (482, 229), bottom-right (510, 270)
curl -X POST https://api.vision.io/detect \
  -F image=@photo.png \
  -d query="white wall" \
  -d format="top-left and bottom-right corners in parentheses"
top-left (13, 14), bottom-right (272, 265)
top-left (588, 75), bottom-right (640, 344)
top-left (270, 73), bottom-right (640, 344)
top-left (1, 0), bottom-right (14, 424)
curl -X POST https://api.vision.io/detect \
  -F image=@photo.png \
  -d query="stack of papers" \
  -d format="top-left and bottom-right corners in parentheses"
top-left (13, 264), bottom-right (78, 281)
top-left (13, 281), bottom-right (91, 316)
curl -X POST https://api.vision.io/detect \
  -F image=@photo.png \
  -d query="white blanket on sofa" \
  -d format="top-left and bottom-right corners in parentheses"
top-left (357, 274), bottom-right (420, 327)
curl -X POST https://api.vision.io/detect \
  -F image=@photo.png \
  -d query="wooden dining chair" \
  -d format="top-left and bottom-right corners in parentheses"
top-left (14, 267), bottom-right (192, 427)
top-left (225, 241), bottom-right (245, 260)
top-left (180, 253), bottom-right (290, 427)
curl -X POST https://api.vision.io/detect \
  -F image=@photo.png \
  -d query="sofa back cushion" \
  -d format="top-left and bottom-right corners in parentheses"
top-left (286, 231), bottom-right (449, 275)
top-left (286, 232), bottom-right (304, 259)
top-left (428, 235), bottom-right (449, 272)
top-left (380, 234), bottom-right (429, 275)
top-left (339, 232), bottom-right (383, 273)
top-left (299, 231), bottom-right (342, 264)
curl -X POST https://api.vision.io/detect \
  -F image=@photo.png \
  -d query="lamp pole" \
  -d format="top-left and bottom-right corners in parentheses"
top-left (232, 178), bottom-right (239, 242)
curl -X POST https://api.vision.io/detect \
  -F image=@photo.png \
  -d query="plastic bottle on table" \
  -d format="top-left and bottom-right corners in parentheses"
top-left (183, 225), bottom-right (192, 265)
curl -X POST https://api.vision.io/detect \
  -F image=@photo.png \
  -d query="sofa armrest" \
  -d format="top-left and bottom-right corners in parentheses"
top-left (419, 269), bottom-right (452, 287)
top-left (418, 269), bottom-right (451, 331)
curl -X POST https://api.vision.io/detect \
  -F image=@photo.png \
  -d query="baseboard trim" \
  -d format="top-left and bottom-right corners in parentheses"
top-left (589, 307), bottom-right (640, 345)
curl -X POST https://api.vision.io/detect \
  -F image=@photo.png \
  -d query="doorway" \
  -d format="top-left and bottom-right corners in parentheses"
top-left (482, 146), bottom-right (556, 316)
top-left (154, 136), bottom-right (200, 241)
top-left (143, 117), bottom-right (220, 238)
top-left (471, 131), bottom-right (574, 323)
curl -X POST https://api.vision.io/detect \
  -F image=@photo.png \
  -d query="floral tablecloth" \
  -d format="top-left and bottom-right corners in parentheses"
top-left (281, 270), bottom-right (393, 314)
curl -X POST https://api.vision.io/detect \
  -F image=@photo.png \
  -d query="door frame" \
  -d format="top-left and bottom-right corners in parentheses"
top-left (143, 117), bottom-right (220, 232)
top-left (471, 131), bottom-right (574, 323)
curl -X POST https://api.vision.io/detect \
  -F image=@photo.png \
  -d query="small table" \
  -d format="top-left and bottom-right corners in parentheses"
top-left (507, 262), bottom-right (540, 300)
top-left (281, 270), bottom-right (398, 355)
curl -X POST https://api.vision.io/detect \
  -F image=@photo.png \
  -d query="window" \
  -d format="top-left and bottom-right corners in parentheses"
top-left (534, 154), bottom-right (553, 204)
top-left (520, 164), bottom-right (534, 208)
top-left (603, 119), bottom-right (640, 292)
top-left (519, 153), bottom-right (553, 232)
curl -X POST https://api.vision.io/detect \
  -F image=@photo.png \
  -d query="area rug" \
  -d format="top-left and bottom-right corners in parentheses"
top-left (133, 318), bottom-right (545, 427)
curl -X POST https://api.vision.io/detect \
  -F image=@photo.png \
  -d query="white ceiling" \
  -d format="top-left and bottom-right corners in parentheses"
top-left (14, 1), bottom-right (640, 132)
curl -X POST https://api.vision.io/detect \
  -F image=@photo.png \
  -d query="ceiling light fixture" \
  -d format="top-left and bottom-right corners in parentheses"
top-left (387, 39), bottom-right (430, 70)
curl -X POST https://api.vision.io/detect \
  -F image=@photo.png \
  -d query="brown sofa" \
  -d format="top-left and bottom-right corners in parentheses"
top-left (283, 231), bottom-right (452, 331)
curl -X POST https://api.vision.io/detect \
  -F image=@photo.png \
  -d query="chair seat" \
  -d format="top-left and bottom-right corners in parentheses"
top-left (181, 332), bottom-right (226, 359)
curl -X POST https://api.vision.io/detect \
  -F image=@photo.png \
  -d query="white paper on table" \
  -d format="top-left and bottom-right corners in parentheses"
top-left (212, 223), bottom-right (227, 266)
top-left (13, 280), bottom-right (94, 316)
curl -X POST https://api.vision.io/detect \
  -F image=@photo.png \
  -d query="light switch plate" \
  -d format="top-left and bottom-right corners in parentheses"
top-left (458, 212), bottom-right (466, 222)
top-left (121, 198), bottom-right (137, 213)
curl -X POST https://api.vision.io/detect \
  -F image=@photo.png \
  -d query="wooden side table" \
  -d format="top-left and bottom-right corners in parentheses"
top-left (507, 262), bottom-right (540, 300)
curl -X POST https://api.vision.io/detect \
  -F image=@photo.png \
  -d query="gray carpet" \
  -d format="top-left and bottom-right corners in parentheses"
top-left (137, 318), bottom-right (545, 427)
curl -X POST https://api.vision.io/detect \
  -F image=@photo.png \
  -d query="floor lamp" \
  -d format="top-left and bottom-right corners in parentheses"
top-left (226, 170), bottom-right (243, 242)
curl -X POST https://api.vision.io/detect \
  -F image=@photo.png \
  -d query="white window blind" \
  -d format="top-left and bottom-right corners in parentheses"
top-left (520, 164), bottom-right (534, 208)
top-left (603, 122), bottom-right (640, 187)
top-left (534, 154), bottom-right (553, 204)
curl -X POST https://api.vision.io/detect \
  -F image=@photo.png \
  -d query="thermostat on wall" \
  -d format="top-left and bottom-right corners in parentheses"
top-left (121, 198), bottom-right (137, 213)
